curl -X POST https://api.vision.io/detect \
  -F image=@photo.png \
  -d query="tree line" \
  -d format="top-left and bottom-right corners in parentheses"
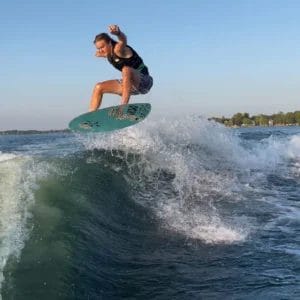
top-left (0, 129), bottom-right (70, 135)
top-left (211, 111), bottom-right (300, 127)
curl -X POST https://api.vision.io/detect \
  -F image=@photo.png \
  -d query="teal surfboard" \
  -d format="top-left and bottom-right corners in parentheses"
top-left (69, 103), bottom-right (151, 132)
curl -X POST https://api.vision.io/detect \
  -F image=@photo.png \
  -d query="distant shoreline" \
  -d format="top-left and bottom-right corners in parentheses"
top-left (210, 111), bottom-right (300, 127)
top-left (227, 124), bottom-right (300, 129)
top-left (0, 129), bottom-right (70, 135)
top-left (1, 124), bottom-right (299, 136)
top-left (1, 111), bottom-right (300, 134)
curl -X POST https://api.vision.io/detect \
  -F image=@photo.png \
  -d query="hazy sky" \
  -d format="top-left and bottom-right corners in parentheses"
top-left (1, 0), bottom-right (300, 130)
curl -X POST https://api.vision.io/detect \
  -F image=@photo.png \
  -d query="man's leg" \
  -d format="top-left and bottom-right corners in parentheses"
top-left (89, 80), bottom-right (122, 112)
top-left (121, 66), bottom-right (141, 105)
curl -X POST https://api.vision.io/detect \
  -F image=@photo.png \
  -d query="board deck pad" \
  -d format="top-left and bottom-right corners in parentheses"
top-left (69, 103), bottom-right (151, 132)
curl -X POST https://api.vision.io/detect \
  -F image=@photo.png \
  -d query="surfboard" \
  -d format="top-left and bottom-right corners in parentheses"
top-left (69, 103), bottom-right (151, 132)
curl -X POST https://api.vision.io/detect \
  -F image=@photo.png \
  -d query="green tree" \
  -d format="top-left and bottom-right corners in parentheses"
top-left (242, 118), bottom-right (253, 126)
top-left (294, 111), bottom-right (300, 124)
top-left (285, 112), bottom-right (296, 124)
top-left (277, 114), bottom-right (285, 124)
top-left (254, 114), bottom-right (269, 126)
top-left (242, 112), bottom-right (250, 119)
top-left (232, 113), bottom-right (244, 126)
top-left (224, 119), bottom-right (233, 126)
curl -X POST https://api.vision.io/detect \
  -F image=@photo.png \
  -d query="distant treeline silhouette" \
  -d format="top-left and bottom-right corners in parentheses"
top-left (211, 111), bottom-right (300, 127)
top-left (0, 129), bottom-right (70, 135)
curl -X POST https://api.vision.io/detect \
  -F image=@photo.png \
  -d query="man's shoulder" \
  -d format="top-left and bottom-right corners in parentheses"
top-left (114, 44), bottom-right (133, 58)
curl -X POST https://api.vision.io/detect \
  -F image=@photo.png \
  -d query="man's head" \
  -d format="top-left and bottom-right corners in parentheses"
top-left (94, 33), bottom-right (115, 57)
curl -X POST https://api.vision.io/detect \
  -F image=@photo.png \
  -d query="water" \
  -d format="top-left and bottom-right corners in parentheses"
top-left (0, 117), bottom-right (299, 299)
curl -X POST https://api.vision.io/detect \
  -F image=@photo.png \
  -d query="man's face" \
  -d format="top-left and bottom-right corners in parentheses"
top-left (95, 40), bottom-right (111, 57)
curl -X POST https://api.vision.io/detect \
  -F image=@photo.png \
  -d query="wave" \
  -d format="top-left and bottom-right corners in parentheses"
top-left (1, 118), bottom-right (299, 298)
top-left (287, 135), bottom-right (300, 160)
top-left (76, 118), bottom-right (300, 243)
top-left (0, 152), bottom-right (18, 162)
top-left (0, 152), bottom-right (50, 298)
top-left (286, 135), bottom-right (300, 178)
top-left (75, 117), bottom-right (256, 244)
top-left (0, 153), bottom-right (31, 295)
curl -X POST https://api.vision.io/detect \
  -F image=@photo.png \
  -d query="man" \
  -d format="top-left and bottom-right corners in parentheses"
top-left (89, 25), bottom-right (153, 112)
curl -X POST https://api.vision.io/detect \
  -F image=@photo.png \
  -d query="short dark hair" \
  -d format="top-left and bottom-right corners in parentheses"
top-left (93, 33), bottom-right (116, 44)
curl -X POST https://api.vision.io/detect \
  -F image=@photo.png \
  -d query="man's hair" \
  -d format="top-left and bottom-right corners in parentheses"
top-left (93, 33), bottom-right (116, 44)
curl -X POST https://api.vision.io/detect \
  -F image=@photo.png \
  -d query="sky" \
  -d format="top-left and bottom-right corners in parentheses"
top-left (1, 0), bottom-right (300, 130)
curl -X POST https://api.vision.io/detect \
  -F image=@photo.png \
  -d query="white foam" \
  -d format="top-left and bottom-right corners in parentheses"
top-left (78, 116), bottom-right (254, 244)
top-left (287, 135), bottom-right (300, 160)
top-left (0, 153), bottom-right (49, 297)
top-left (79, 117), bottom-right (300, 244)
top-left (156, 198), bottom-right (248, 244)
top-left (287, 135), bottom-right (300, 178)
top-left (0, 152), bottom-right (17, 162)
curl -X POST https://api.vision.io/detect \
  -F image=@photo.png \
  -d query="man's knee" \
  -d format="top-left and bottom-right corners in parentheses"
top-left (94, 82), bottom-right (104, 92)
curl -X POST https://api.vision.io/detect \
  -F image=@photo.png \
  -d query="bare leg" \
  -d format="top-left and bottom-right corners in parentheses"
top-left (89, 80), bottom-right (122, 111)
top-left (89, 68), bottom-right (141, 111)
top-left (121, 66), bottom-right (141, 105)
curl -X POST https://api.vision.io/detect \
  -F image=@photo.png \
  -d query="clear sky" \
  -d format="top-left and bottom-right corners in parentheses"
top-left (1, 0), bottom-right (300, 130)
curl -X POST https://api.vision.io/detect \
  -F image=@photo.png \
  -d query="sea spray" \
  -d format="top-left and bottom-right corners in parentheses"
top-left (0, 125), bottom-right (299, 298)
top-left (0, 153), bottom-right (49, 298)
top-left (78, 117), bottom-right (254, 243)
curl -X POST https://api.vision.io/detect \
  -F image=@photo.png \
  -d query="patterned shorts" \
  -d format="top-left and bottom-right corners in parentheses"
top-left (118, 74), bottom-right (153, 95)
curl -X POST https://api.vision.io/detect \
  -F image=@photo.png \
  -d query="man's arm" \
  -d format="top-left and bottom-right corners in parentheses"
top-left (108, 25), bottom-right (129, 57)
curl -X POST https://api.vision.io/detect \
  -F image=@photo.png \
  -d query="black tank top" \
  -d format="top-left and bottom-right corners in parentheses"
top-left (107, 44), bottom-right (149, 75)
